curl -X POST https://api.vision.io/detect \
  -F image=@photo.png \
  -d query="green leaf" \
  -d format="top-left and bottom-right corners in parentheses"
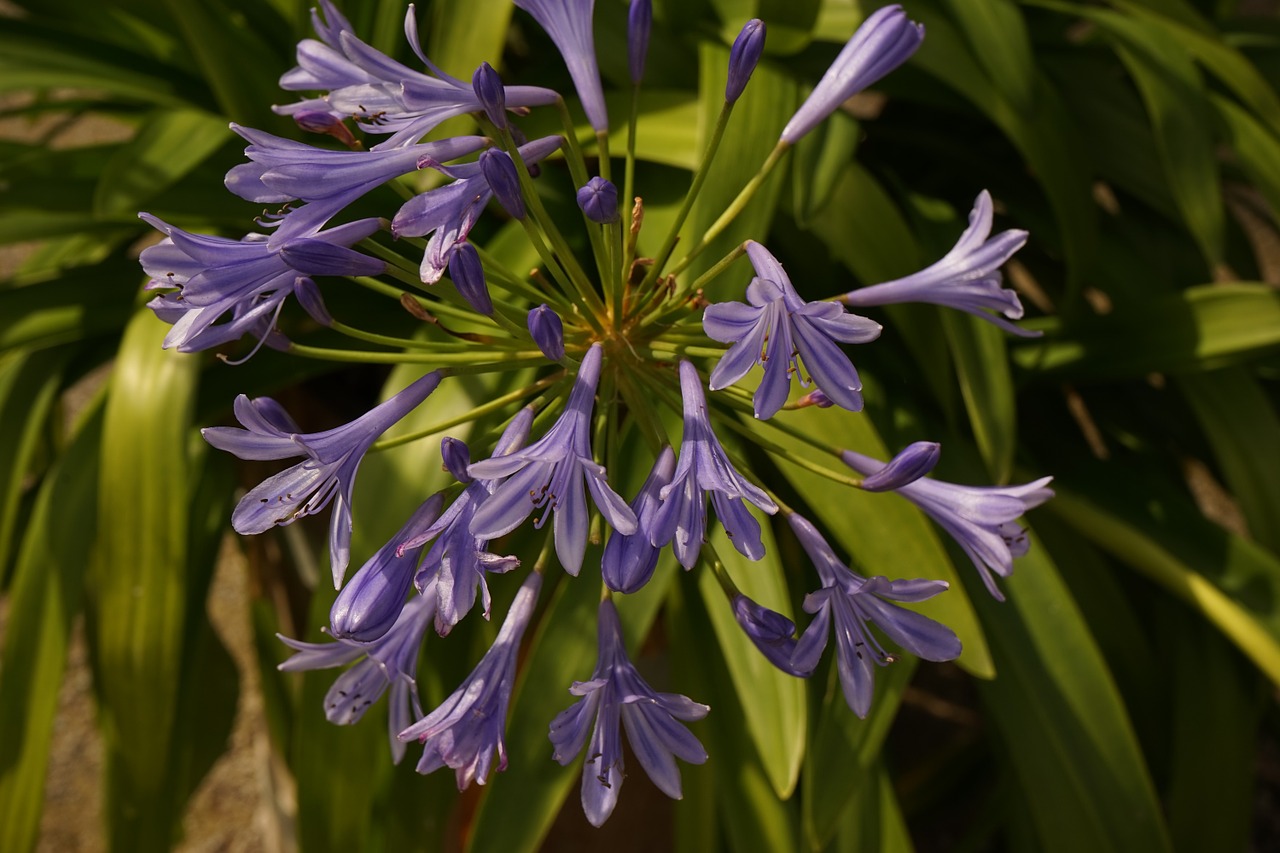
top-left (1179, 369), bottom-right (1280, 553)
top-left (941, 0), bottom-right (1036, 111)
top-left (1213, 94), bottom-right (1280, 226)
top-left (0, 266), bottom-right (138, 355)
top-left (88, 310), bottom-right (201, 851)
top-left (94, 109), bottom-right (232, 216)
top-left (829, 761), bottom-right (915, 853)
top-left (1013, 283), bottom-right (1280, 380)
top-left (700, 524), bottom-right (806, 798)
top-left (942, 311), bottom-right (1015, 483)
top-left (965, 529), bottom-right (1173, 853)
top-left (426, 0), bottom-right (516, 79)
top-left (771, 405), bottom-right (996, 678)
top-left (0, 402), bottom-right (103, 853)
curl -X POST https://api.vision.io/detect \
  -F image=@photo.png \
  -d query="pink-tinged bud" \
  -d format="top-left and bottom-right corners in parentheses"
top-left (527, 303), bottom-right (565, 361)
top-left (576, 176), bottom-right (619, 224)
top-left (447, 242), bottom-right (494, 315)
top-left (726, 19), bottom-right (765, 104)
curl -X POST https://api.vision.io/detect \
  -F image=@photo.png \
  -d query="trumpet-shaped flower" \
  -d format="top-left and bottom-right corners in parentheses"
top-left (515, 0), bottom-right (608, 132)
top-left (203, 371), bottom-right (443, 587)
top-left (399, 572), bottom-right (543, 788)
top-left (279, 584), bottom-right (438, 764)
top-left (841, 449), bottom-right (1054, 599)
top-left (650, 361), bottom-right (778, 568)
top-left (780, 5), bottom-right (924, 144)
top-left (841, 191), bottom-right (1037, 336)
top-left (468, 345), bottom-right (637, 575)
top-left (549, 599), bottom-right (709, 826)
top-left (703, 241), bottom-right (881, 418)
top-left (788, 515), bottom-right (961, 717)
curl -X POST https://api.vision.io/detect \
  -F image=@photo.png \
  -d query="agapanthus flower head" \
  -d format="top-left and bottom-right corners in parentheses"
top-left (279, 584), bottom-right (438, 764)
top-left (576, 176), bottom-right (619, 224)
top-left (139, 214), bottom-right (383, 353)
top-left (202, 370), bottom-right (443, 587)
top-left (399, 571), bottom-right (543, 788)
top-left (731, 593), bottom-right (807, 675)
top-left (601, 445), bottom-right (675, 593)
top-left (726, 19), bottom-right (766, 104)
top-left (780, 5), bottom-right (924, 144)
top-left (703, 240), bottom-right (882, 418)
top-left (841, 191), bottom-right (1038, 336)
top-left (392, 135), bottom-right (563, 283)
top-left (841, 449), bottom-right (1054, 600)
top-left (527, 303), bottom-right (566, 362)
top-left (398, 412), bottom-right (534, 635)
top-left (468, 345), bottom-right (638, 575)
top-left (329, 495), bottom-right (444, 642)
top-left (628, 0), bottom-right (653, 83)
top-left (650, 361), bottom-right (779, 568)
top-left (515, 0), bottom-right (609, 132)
top-left (550, 599), bottom-right (709, 826)
top-left (787, 514), bottom-right (961, 717)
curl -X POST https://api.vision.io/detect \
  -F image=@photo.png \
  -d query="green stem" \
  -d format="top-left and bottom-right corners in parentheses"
top-left (287, 341), bottom-right (549, 367)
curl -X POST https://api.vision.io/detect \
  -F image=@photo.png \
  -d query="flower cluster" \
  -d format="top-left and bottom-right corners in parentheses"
top-left (143, 0), bottom-right (1052, 826)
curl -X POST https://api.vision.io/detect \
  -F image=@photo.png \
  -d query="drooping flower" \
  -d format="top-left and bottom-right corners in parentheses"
top-left (203, 370), bottom-right (443, 587)
top-left (224, 126), bottom-right (486, 247)
top-left (399, 571), bottom-right (543, 788)
top-left (329, 495), bottom-right (445, 642)
top-left (601, 446), bottom-right (675, 593)
top-left (515, 0), bottom-right (609, 132)
top-left (397, 412), bottom-right (535, 635)
top-left (650, 361), bottom-right (778, 568)
top-left (392, 135), bottom-right (563, 283)
top-left (468, 345), bottom-right (638, 575)
top-left (841, 191), bottom-right (1038, 336)
top-left (725, 19), bottom-right (766, 104)
top-left (780, 5), bottom-right (924, 144)
top-left (279, 583), bottom-right (438, 764)
top-left (841, 449), bottom-right (1054, 600)
top-left (703, 240), bottom-right (882, 419)
top-left (550, 599), bottom-right (709, 826)
top-left (787, 514), bottom-right (961, 717)
top-left (276, 2), bottom-right (558, 148)
top-left (139, 215), bottom-right (383, 353)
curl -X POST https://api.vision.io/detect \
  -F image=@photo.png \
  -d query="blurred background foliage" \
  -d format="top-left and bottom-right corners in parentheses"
top-left (1, 0), bottom-right (1279, 850)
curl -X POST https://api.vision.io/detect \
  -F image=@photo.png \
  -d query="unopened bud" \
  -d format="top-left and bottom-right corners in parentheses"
top-left (858, 441), bottom-right (940, 492)
top-left (628, 0), bottom-right (653, 83)
top-left (441, 437), bottom-right (473, 483)
top-left (527, 303), bottom-right (565, 362)
top-left (576, 176), bottom-right (619, 224)
top-left (472, 62), bottom-right (507, 129)
top-left (726, 19), bottom-right (766, 104)
top-left (479, 149), bottom-right (526, 219)
top-left (447, 242), bottom-right (494, 315)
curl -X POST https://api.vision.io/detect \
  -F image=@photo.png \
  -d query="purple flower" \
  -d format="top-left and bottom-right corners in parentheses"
top-left (780, 5), bottom-right (924, 144)
top-left (549, 599), bottom-right (709, 826)
top-left (202, 371), bottom-right (443, 587)
top-left (703, 240), bottom-right (882, 419)
top-left (397, 413), bottom-right (535, 635)
top-left (447, 242), bottom-right (494, 315)
top-left (279, 585), bottom-right (438, 764)
top-left (515, 0), bottom-right (609, 132)
top-left (478, 149), bottom-right (526, 220)
top-left (731, 593), bottom-right (806, 675)
top-left (601, 446), bottom-right (675, 593)
top-left (472, 62), bottom-right (507, 129)
top-left (858, 441), bottom-right (940, 492)
top-left (468, 345), bottom-right (638, 575)
top-left (841, 191), bottom-right (1038, 336)
top-left (399, 571), bottom-right (543, 788)
top-left (224, 126), bottom-right (486, 248)
top-left (726, 19), bottom-right (766, 104)
top-left (139, 215), bottom-right (383, 353)
top-left (329, 495), bottom-right (445, 642)
top-left (628, 0), bottom-right (652, 84)
top-left (787, 515), bottom-right (961, 717)
top-left (650, 361), bottom-right (778, 569)
top-left (392, 135), bottom-right (562, 283)
top-left (841, 449), bottom-right (1054, 600)
top-left (527, 303), bottom-right (565, 362)
top-left (276, 2), bottom-right (557, 149)
top-left (576, 176), bottom-right (619, 224)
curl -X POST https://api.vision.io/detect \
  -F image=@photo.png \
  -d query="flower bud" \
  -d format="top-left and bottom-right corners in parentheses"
top-left (441, 437), bottom-right (473, 483)
top-left (292, 277), bottom-right (333, 326)
top-left (576, 176), bottom-right (619, 224)
top-left (472, 62), bottom-right (507, 129)
top-left (858, 441), bottom-right (940, 492)
top-left (797, 389), bottom-right (833, 408)
top-left (527, 303), bottom-right (565, 362)
top-left (479, 149), bottom-right (526, 219)
top-left (628, 0), bottom-right (653, 83)
top-left (726, 19), bottom-right (765, 104)
top-left (291, 109), bottom-right (359, 147)
top-left (447, 242), bottom-right (494, 315)
top-left (731, 594), bottom-right (810, 675)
